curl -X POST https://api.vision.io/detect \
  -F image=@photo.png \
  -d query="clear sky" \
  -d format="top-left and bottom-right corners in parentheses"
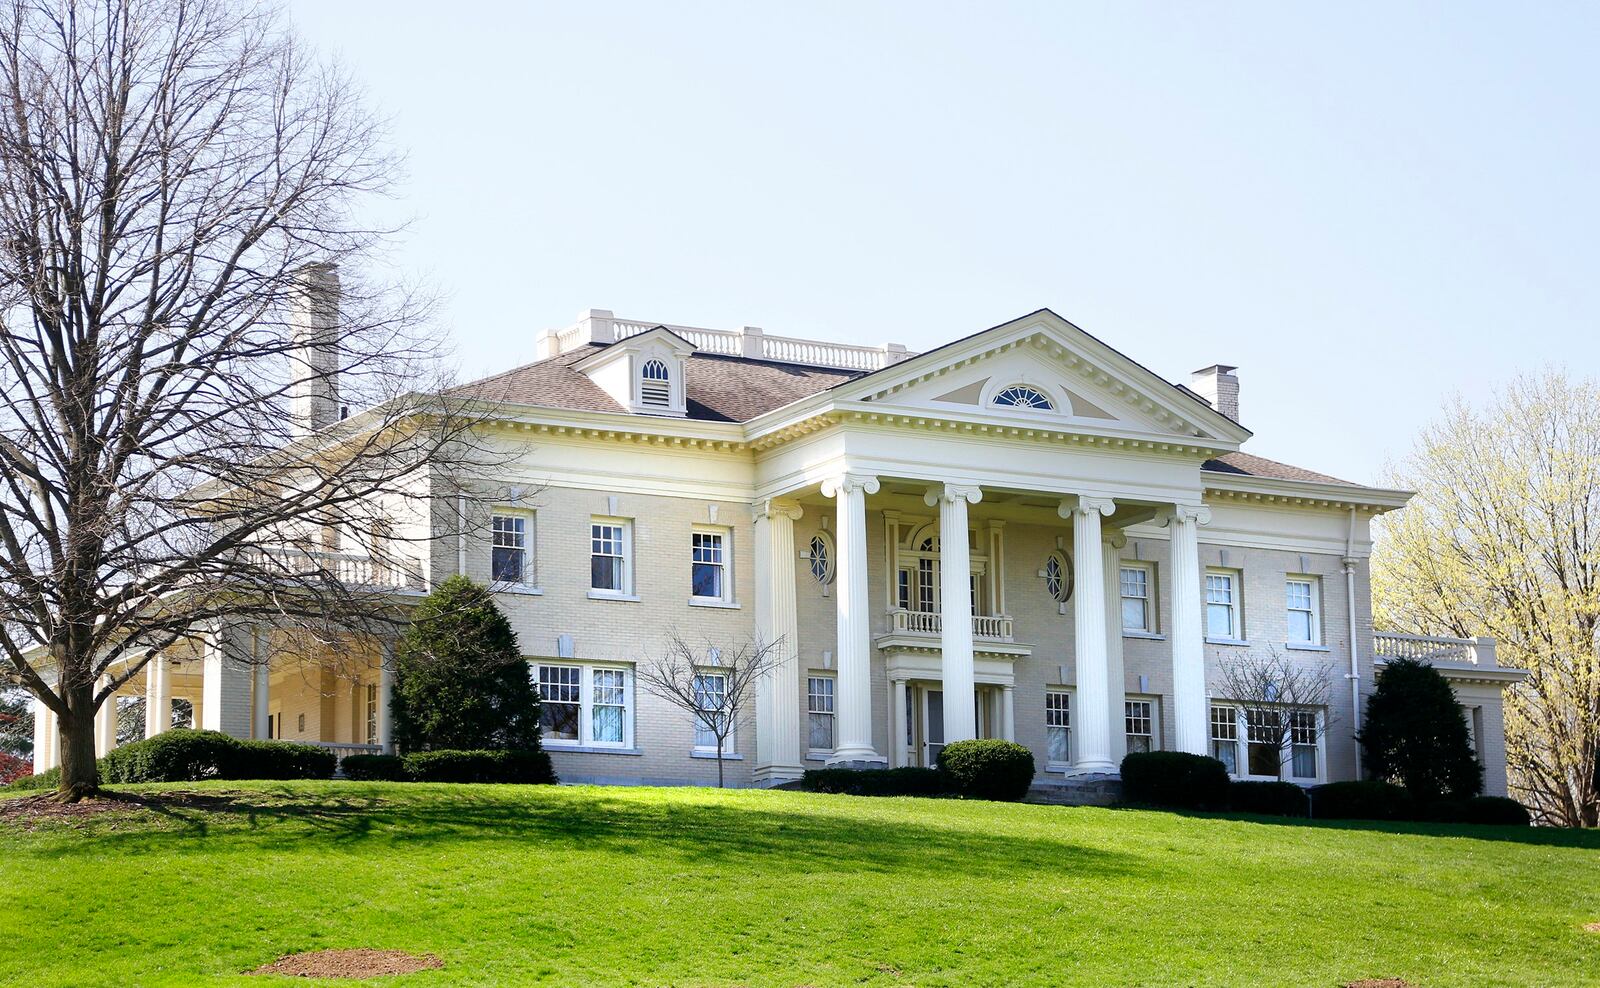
top-left (286, 1), bottom-right (1599, 486)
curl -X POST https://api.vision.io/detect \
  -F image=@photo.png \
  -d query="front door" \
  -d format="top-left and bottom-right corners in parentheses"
top-left (923, 689), bottom-right (945, 767)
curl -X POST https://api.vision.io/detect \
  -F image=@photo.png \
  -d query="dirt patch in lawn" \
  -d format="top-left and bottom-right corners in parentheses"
top-left (249, 949), bottom-right (442, 979)
top-left (1344, 980), bottom-right (1412, 988)
top-left (1584, 921), bottom-right (1600, 933)
top-left (0, 789), bottom-right (249, 823)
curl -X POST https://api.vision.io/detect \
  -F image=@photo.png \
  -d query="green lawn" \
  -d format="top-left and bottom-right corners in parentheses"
top-left (2, 782), bottom-right (1598, 987)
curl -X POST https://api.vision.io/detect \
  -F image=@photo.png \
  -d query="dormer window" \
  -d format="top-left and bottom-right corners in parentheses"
top-left (640, 359), bottom-right (671, 407)
top-left (993, 384), bottom-right (1054, 410)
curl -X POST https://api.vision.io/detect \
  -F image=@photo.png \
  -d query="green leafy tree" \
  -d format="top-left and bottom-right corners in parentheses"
top-left (1358, 657), bottom-right (1482, 801)
top-left (392, 576), bottom-right (543, 752)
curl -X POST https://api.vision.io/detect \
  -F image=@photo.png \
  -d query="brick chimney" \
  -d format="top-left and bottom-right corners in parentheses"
top-left (1191, 364), bottom-right (1240, 423)
top-left (288, 262), bottom-right (342, 436)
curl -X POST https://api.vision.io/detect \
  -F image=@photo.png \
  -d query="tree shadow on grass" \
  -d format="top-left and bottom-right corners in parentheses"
top-left (28, 785), bottom-right (1137, 883)
top-left (1106, 803), bottom-right (1600, 849)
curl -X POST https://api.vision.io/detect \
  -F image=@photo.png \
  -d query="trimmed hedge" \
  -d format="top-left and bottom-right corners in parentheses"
top-left (1309, 780), bottom-right (1414, 821)
top-left (1120, 752), bottom-right (1231, 810)
top-left (401, 748), bottom-right (555, 784)
top-left (800, 767), bottom-right (945, 797)
top-left (1228, 780), bottom-right (1310, 817)
top-left (101, 730), bottom-right (335, 783)
top-left (3, 766), bottom-right (62, 791)
top-left (341, 753), bottom-right (408, 781)
top-left (937, 739), bottom-right (1036, 802)
top-left (1418, 795), bottom-right (1532, 827)
top-left (235, 740), bottom-right (337, 781)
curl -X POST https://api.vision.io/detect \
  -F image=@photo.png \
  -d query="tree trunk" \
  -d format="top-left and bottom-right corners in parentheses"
top-left (716, 739), bottom-right (725, 788)
top-left (56, 683), bottom-right (100, 801)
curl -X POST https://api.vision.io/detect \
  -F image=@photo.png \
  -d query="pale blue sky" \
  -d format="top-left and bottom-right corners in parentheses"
top-left (287, 2), bottom-right (1598, 485)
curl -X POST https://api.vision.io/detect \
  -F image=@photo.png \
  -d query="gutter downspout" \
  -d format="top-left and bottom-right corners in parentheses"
top-left (1344, 507), bottom-right (1363, 779)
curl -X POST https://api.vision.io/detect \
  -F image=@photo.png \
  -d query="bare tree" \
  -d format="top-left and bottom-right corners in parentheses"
top-left (635, 633), bottom-right (782, 788)
top-left (1215, 647), bottom-right (1336, 780)
top-left (0, 0), bottom-right (490, 799)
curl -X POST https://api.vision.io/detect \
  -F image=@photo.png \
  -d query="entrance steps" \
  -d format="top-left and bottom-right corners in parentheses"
top-left (1024, 773), bottom-right (1122, 807)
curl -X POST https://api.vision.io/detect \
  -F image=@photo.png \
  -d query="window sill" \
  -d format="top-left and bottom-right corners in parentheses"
top-left (543, 743), bottom-right (642, 756)
top-left (1285, 642), bottom-right (1331, 652)
top-left (493, 584), bottom-right (544, 596)
top-left (690, 750), bottom-right (744, 760)
top-left (587, 591), bottom-right (641, 602)
top-left (687, 598), bottom-right (742, 609)
top-left (1122, 630), bottom-right (1166, 641)
top-left (1205, 637), bottom-right (1252, 647)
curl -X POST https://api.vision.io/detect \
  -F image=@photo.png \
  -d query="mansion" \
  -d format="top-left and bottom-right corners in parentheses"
top-left (30, 302), bottom-right (1524, 794)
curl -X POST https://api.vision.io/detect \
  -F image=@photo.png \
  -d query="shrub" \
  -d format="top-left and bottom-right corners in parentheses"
top-left (341, 753), bottom-right (407, 781)
top-left (1120, 752), bottom-right (1231, 810)
top-left (3, 766), bottom-right (60, 791)
top-left (937, 739), bottom-right (1036, 802)
top-left (800, 767), bottom-right (945, 797)
top-left (1309, 780), bottom-right (1415, 821)
top-left (102, 729), bottom-right (238, 783)
top-left (393, 575), bottom-right (544, 753)
top-left (1228, 780), bottom-right (1310, 817)
top-left (1359, 657), bottom-right (1483, 801)
top-left (232, 740), bottom-right (337, 780)
top-left (402, 748), bottom-right (555, 784)
top-left (1420, 795), bottom-right (1532, 826)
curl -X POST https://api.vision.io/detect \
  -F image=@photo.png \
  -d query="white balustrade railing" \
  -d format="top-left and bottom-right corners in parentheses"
top-left (888, 609), bottom-right (1014, 641)
top-left (244, 548), bottom-right (424, 591)
top-left (1373, 631), bottom-right (1497, 666)
top-left (558, 312), bottom-right (917, 371)
top-left (311, 742), bottom-right (385, 777)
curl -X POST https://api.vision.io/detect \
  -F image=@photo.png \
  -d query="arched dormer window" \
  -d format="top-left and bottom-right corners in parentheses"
top-left (640, 358), bottom-right (671, 407)
top-left (993, 384), bottom-right (1054, 410)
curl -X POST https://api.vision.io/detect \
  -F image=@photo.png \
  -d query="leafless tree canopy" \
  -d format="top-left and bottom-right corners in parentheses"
top-left (1215, 647), bottom-right (1335, 779)
top-left (635, 632), bottom-right (782, 788)
top-left (0, 0), bottom-right (488, 795)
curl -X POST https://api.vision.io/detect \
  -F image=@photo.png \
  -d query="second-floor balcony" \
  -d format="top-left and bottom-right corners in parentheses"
top-left (243, 548), bottom-right (425, 592)
top-left (887, 608), bottom-right (1015, 642)
top-left (1373, 631), bottom-right (1498, 667)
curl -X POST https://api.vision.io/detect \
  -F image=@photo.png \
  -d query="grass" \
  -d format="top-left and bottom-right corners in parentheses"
top-left (2, 782), bottom-right (1598, 987)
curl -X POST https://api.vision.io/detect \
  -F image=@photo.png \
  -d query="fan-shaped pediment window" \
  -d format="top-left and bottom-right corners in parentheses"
top-left (993, 384), bottom-right (1053, 410)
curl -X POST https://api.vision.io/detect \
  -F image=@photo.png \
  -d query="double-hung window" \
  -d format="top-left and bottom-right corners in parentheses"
top-left (693, 672), bottom-right (729, 750)
top-left (535, 664), bottom-right (633, 748)
top-left (364, 684), bottom-right (378, 745)
top-left (807, 676), bottom-right (835, 752)
top-left (1045, 690), bottom-right (1072, 766)
top-left (691, 529), bottom-right (730, 602)
top-left (1246, 708), bottom-right (1283, 777)
top-left (1289, 708), bottom-right (1320, 780)
top-left (1120, 564), bottom-right (1153, 632)
top-left (1125, 699), bottom-right (1155, 754)
top-left (1209, 704), bottom-right (1239, 774)
top-left (491, 513), bottom-right (530, 584)
top-left (590, 520), bottom-right (631, 594)
top-left (1205, 570), bottom-right (1242, 640)
top-left (1286, 577), bottom-right (1321, 645)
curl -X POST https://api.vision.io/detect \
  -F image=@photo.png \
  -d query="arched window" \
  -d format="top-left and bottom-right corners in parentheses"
top-left (993, 384), bottom-right (1054, 410)
top-left (1044, 551), bottom-right (1073, 603)
top-left (640, 358), bottom-right (671, 406)
top-left (808, 533), bottom-right (834, 585)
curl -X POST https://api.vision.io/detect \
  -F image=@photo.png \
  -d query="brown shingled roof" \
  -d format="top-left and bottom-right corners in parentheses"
top-left (452, 343), bottom-right (858, 422)
top-left (1201, 451), bottom-right (1353, 486)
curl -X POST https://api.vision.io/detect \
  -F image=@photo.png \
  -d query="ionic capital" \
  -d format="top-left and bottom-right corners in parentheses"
top-left (752, 497), bottom-right (804, 523)
top-left (821, 473), bottom-right (879, 499)
top-left (1163, 503), bottom-right (1213, 527)
top-left (1058, 494), bottom-right (1116, 519)
top-left (923, 483), bottom-right (983, 508)
top-left (1101, 530), bottom-right (1128, 550)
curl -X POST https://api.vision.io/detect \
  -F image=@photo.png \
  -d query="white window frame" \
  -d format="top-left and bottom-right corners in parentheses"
top-left (490, 510), bottom-right (535, 589)
top-left (1124, 696), bottom-right (1159, 754)
top-left (364, 683), bottom-right (378, 745)
top-left (535, 663), bottom-right (634, 750)
top-left (1209, 702), bottom-right (1241, 775)
top-left (588, 518), bottom-right (634, 598)
top-left (1209, 703), bottom-right (1325, 782)
top-left (1285, 576), bottom-right (1323, 647)
top-left (692, 670), bottom-right (731, 753)
top-left (639, 357), bottom-right (672, 407)
top-left (1045, 689), bottom-right (1073, 771)
top-left (1205, 568), bottom-right (1244, 642)
top-left (807, 675), bottom-right (836, 755)
top-left (1120, 563), bottom-right (1155, 635)
top-left (690, 526), bottom-right (735, 606)
top-left (807, 532), bottom-right (835, 586)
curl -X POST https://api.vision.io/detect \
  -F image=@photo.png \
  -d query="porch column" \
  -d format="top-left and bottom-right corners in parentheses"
top-left (202, 622), bottom-right (255, 738)
top-left (144, 654), bottom-right (171, 738)
top-left (1002, 685), bottom-right (1016, 742)
top-left (926, 483), bottom-right (982, 744)
top-left (94, 676), bottom-right (117, 756)
top-left (32, 695), bottom-right (55, 771)
top-left (252, 661), bottom-right (270, 740)
top-left (754, 497), bottom-right (805, 783)
top-left (1102, 532), bottom-right (1129, 766)
top-left (890, 677), bottom-right (908, 767)
top-left (822, 472), bottom-right (884, 765)
top-left (1167, 504), bottom-right (1212, 754)
top-left (377, 642), bottom-right (396, 754)
top-left (1062, 495), bottom-right (1116, 771)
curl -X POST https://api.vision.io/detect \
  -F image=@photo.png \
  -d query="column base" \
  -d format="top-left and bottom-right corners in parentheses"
top-left (1069, 759), bottom-right (1117, 774)
top-left (752, 762), bottom-right (806, 786)
top-left (825, 752), bottom-right (888, 769)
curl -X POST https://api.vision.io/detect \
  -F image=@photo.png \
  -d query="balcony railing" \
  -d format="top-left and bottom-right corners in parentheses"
top-left (1373, 631), bottom-right (1498, 667)
top-left (243, 548), bottom-right (425, 592)
top-left (310, 741), bottom-right (385, 777)
top-left (888, 609), bottom-right (1015, 641)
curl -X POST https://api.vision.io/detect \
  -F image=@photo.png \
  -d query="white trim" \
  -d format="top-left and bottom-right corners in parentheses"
top-left (1119, 562), bottom-right (1156, 634)
top-left (1204, 568), bottom-right (1243, 641)
top-left (535, 662), bottom-right (635, 750)
top-left (590, 516), bottom-right (634, 596)
top-left (1285, 575), bottom-right (1322, 647)
top-left (690, 525), bottom-right (735, 606)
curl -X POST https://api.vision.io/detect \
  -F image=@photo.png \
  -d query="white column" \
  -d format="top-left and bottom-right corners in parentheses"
top-left (1061, 495), bottom-right (1116, 771)
top-left (890, 677), bottom-right (908, 767)
top-left (1166, 504), bottom-right (1212, 754)
top-left (1002, 685), bottom-right (1016, 742)
top-left (753, 498), bottom-right (805, 783)
top-left (144, 654), bottom-right (171, 738)
top-left (377, 643), bottom-right (396, 754)
top-left (1103, 533), bottom-right (1129, 766)
top-left (94, 676), bottom-right (117, 756)
top-left (252, 661), bottom-right (270, 740)
top-left (822, 472), bottom-right (884, 765)
top-left (32, 695), bottom-right (53, 771)
top-left (202, 622), bottom-right (254, 738)
top-left (925, 483), bottom-right (982, 744)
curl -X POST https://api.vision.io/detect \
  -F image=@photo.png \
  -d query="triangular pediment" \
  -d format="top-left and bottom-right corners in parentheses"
top-left (831, 309), bottom-right (1251, 444)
